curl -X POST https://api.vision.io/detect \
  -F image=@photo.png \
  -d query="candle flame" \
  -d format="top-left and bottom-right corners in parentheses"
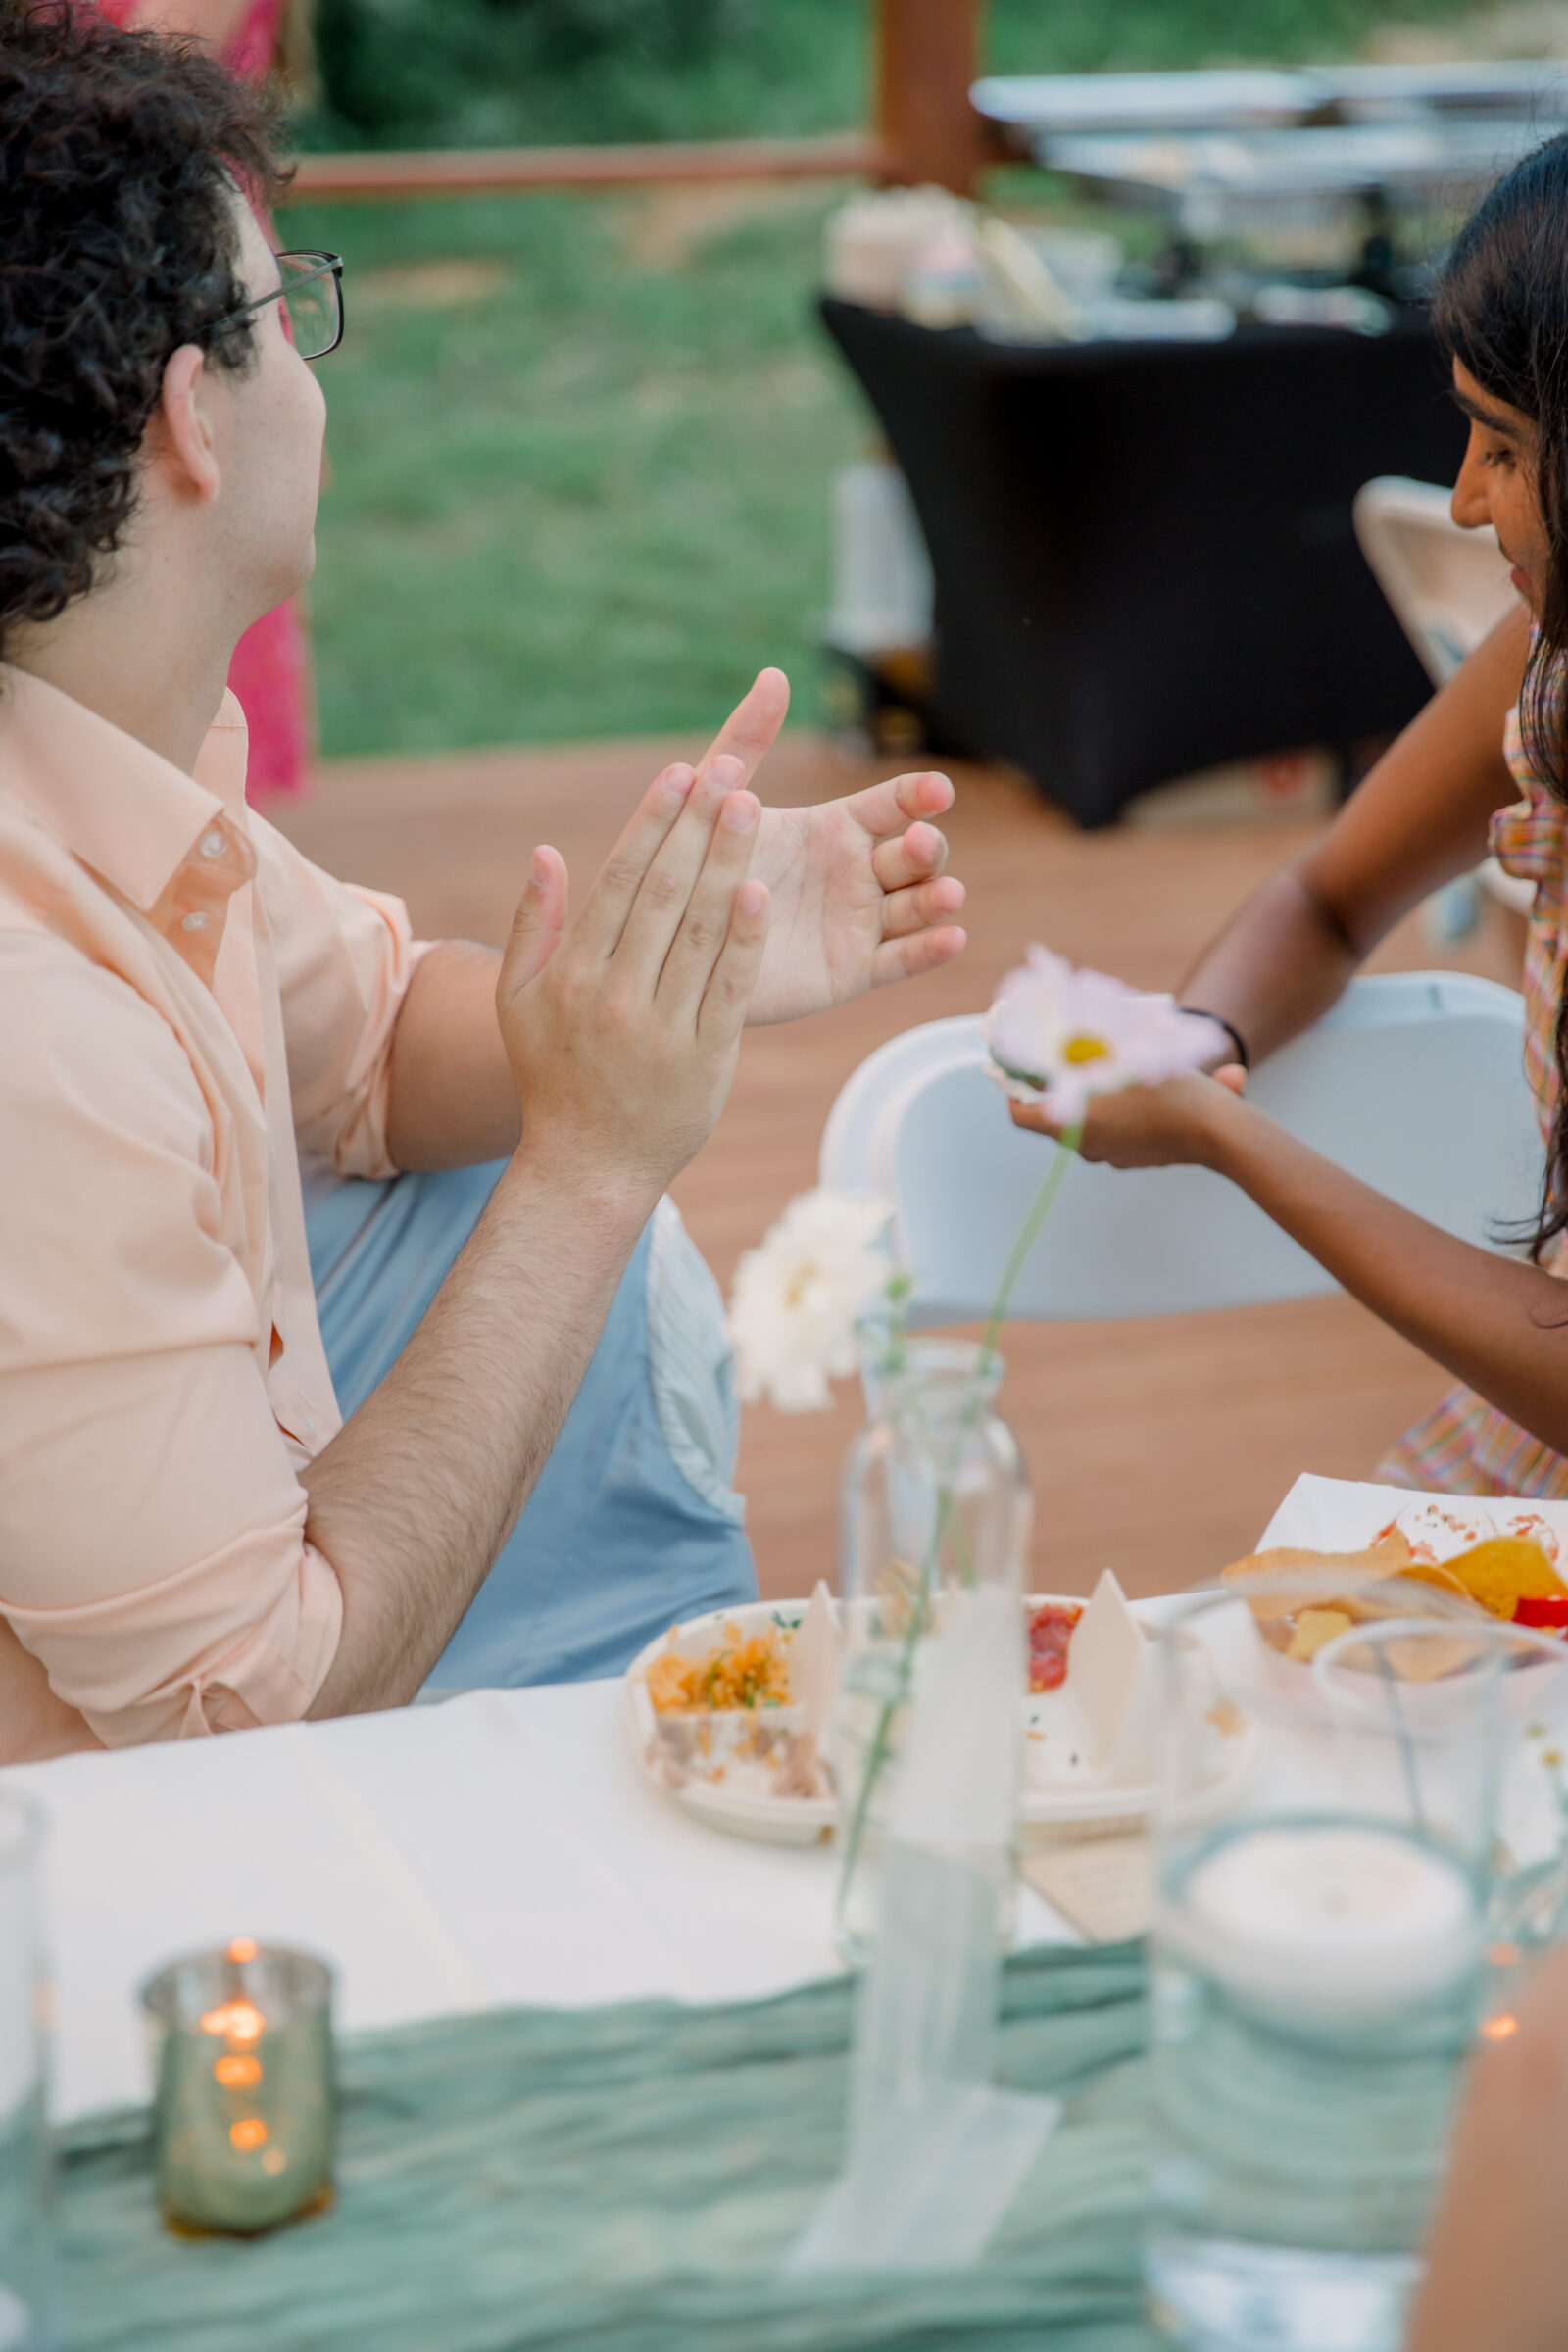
top-left (228, 2118), bottom-right (268, 2151)
top-left (213, 2054), bottom-right (263, 2089)
top-left (1481, 2013), bottom-right (1519, 2040)
top-left (227, 1936), bottom-right (259, 1964)
top-left (200, 1999), bottom-right (266, 2043)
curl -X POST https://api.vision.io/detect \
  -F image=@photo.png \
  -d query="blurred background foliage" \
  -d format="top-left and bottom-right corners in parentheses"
top-left (299, 0), bottom-right (1479, 149)
top-left (293, 0), bottom-right (1479, 760)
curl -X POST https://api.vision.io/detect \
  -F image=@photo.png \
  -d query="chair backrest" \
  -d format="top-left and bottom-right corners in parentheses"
top-left (817, 974), bottom-right (1539, 1324)
top-left (1352, 475), bottom-right (1517, 686)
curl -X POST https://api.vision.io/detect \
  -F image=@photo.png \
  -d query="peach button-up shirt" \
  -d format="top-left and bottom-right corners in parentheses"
top-left (0, 667), bottom-right (423, 1760)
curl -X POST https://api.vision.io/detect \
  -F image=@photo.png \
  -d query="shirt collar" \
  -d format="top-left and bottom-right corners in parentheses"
top-left (0, 663), bottom-right (250, 912)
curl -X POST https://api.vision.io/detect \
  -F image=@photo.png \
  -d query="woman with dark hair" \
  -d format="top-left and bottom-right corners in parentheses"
top-left (1013, 131), bottom-right (1568, 1498)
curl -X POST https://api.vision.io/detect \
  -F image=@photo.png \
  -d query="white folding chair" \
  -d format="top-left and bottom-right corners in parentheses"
top-left (818, 976), bottom-right (1538, 1326)
top-left (1352, 476), bottom-right (1516, 689)
top-left (1353, 476), bottom-right (1532, 927)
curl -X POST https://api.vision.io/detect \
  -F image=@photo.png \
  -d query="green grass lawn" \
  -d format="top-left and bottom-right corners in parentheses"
top-left (287, 185), bottom-right (867, 756)
top-left (289, 0), bottom-right (1481, 759)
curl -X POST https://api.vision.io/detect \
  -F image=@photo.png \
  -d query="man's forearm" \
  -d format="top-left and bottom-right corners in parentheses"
top-left (385, 942), bottom-right (518, 1171)
top-left (302, 1146), bottom-right (651, 1716)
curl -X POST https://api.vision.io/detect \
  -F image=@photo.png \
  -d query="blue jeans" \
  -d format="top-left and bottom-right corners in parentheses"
top-left (300, 1160), bottom-right (756, 1687)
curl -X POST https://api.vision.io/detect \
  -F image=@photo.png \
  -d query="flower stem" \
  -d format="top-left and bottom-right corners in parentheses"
top-left (837, 1122), bottom-right (1085, 1946)
top-left (980, 1121), bottom-right (1084, 1360)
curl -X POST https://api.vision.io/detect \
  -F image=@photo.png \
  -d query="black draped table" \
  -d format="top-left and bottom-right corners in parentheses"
top-left (819, 296), bottom-right (1469, 826)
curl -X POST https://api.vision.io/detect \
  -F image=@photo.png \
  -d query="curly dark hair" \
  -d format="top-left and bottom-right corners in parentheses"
top-left (0, 1), bottom-right (287, 657)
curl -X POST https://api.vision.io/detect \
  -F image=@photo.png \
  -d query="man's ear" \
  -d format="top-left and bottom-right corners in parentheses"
top-left (154, 345), bottom-right (221, 504)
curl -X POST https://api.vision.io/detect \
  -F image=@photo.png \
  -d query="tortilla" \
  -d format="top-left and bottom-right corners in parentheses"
top-left (1442, 1536), bottom-right (1566, 1620)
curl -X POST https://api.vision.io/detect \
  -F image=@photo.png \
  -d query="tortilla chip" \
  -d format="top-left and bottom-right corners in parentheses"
top-left (1443, 1537), bottom-right (1566, 1620)
top-left (1396, 1560), bottom-right (1472, 1598)
top-left (1383, 1631), bottom-right (1494, 1683)
top-left (1220, 1537), bottom-right (1417, 1626)
top-left (1222, 1535), bottom-right (1416, 1585)
top-left (1286, 1608), bottom-right (1355, 1663)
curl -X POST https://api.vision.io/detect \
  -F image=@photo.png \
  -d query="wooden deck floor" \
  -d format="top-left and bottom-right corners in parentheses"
top-left (270, 736), bottom-right (1525, 1606)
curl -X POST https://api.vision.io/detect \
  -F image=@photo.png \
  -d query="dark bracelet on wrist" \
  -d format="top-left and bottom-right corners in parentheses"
top-left (1178, 1006), bottom-right (1250, 1072)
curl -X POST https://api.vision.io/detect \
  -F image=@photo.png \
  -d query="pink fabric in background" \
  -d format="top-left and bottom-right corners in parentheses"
top-left (223, 0), bottom-right (286, 80)
top-left (227, 598), bottom-right (312, 799)
top-left (93, 0), bottom-right (312, 798)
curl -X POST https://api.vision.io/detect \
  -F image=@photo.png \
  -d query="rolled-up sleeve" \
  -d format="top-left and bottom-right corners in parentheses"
top-left (0, 934), bottom-right (342, 1746)
top-left (254, 818), bottom-right (430, 1179)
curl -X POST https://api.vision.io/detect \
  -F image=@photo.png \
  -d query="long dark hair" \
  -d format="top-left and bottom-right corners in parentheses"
top-left (1434, 134), bottom-right (1568, 1259)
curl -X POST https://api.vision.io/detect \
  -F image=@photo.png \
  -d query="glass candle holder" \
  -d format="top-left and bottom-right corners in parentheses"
top-left (140, 1942), bottom-right (333, 2236)
top-left (0, 1795), bottom-right (53, 2351)
top-left (1145, 1585), bottom-right (1568, 2352)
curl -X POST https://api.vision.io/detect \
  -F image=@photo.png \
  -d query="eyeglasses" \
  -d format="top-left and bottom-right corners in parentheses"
top-left (220, 250), bottom-right (344, 362)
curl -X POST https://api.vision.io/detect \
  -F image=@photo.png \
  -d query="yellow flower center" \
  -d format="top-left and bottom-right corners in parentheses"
top-left (783, 1263), bottom-right (817, 1309)
top-left (1061, 1034), bottom-right (1112, 1066)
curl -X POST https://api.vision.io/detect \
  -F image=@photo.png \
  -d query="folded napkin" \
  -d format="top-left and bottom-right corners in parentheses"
top-left (61, 1944), bottom-right (1152, 2352)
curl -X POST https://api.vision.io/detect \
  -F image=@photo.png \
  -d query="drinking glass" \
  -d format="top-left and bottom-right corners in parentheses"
top-left (1144, 1585), bottom-right (1568, 2352)
top-left (0, 1798), bottom-right (52, 2352)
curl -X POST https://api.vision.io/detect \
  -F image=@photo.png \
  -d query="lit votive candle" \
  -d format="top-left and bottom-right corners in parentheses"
top-left (140, 1940), bottom-right (334, 2235)
top-left (1166, 1823), bottom-right (1482, 2016)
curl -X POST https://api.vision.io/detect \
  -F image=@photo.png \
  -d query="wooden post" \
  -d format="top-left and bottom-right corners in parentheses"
top-left (875, 0), bottom-right (987, 196)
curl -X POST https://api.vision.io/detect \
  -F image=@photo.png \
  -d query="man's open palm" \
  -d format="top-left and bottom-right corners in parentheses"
top-left (688, 668), bottom-right (967, 1024)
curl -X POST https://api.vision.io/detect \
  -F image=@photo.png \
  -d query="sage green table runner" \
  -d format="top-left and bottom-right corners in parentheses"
top-left (61, 1943), bottom-right (1156, 2352)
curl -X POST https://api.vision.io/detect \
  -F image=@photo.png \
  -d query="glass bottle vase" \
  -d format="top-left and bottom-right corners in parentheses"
top-left (833, 1337), bottom-right (1032, 1963)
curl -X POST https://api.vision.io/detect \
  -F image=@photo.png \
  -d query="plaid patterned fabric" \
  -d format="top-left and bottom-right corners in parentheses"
top-left (1378, 694), bottom-right (1568, 1497)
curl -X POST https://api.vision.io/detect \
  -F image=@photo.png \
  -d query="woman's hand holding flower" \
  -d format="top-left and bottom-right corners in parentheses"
top-left (985, 946), bottom-right (1247, 1165)
top-left (1008, 1065), bottom-right (1248, 1166)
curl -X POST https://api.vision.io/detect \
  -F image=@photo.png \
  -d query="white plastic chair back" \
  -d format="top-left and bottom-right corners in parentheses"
top-left (1352, 475), bottom-right (1517, 686)
top-left (817, 975), bottom-right (1539, 1325)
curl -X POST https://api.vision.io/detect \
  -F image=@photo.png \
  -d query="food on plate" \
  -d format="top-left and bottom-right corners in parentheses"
top-left (1515, 1594), bottom-right (1568, 1630)
top-left (1222, 1534), bottom-right (1455, 1660)
top-left (1286, 1607), bottom-right (1354, 1663)
top-left (645, 1624), bottom-right (791, 1714)
top-left (1222, 1535), bottom-right (1418, 1646)
top-left (1223, 1530), bottom-right (1568, 1668)
top-left (646, 1709), bottom-right (830, 1801)
top-left (1384, 1501), bottom-right (1561, 1568)
top-left (1027, 1600), bottom-right (1083, 1692)
top-left (1442, 1537), bottom-right (1566, 1619)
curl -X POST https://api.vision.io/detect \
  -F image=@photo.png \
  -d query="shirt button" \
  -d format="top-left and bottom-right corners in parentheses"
top-left (181, 911), bottom-right (211, 932)
top-left (199, 830), bottom-right (226, 859)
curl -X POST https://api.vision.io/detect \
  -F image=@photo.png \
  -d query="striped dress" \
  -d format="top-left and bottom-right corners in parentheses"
top-left (1377, 697), bottom-right (1568, 1496)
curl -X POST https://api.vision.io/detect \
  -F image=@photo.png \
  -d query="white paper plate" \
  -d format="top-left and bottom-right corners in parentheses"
top-left (625, 1601), bottom-right (835, 1849)
top-left (624, 1595), bottom-right (1255, 1849)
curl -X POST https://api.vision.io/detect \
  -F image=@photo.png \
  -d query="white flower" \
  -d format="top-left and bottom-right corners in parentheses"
top-left (984, 945), bottom-right (1227, 1127)
top-left (728, 1189), bottom-right (895, 1413)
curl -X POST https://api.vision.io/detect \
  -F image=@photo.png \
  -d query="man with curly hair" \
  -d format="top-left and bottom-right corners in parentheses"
top-left (0, 3), bottom-right (965, 1757)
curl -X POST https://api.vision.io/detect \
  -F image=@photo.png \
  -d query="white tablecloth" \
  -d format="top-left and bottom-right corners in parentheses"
top-left (15, 1473), bottom-right (1568, 2124)
top-left (5, 1681), bottom-right (1074, 2124)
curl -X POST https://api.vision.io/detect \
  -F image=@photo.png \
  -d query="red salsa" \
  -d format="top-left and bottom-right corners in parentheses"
top-left (1027, 1601), bottom-right (1082, 1693)
top-left (1513, 1594), bottom-right (1568, 1630)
